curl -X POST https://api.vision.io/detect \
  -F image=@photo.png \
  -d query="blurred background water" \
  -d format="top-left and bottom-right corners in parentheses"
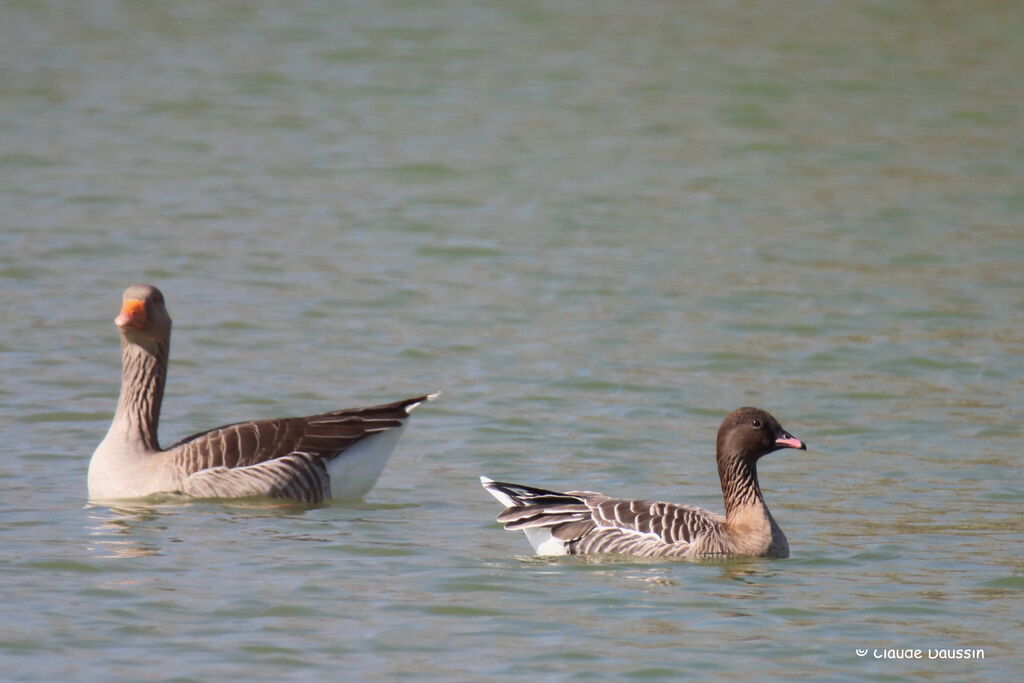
top-left (1, 0), bottom-right (1021, 680)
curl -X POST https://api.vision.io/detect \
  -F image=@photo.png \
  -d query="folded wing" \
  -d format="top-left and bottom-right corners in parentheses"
top-left (482, 477), bottom-right (724, 556)
top-left (166, 395), bottom-right (434, 502)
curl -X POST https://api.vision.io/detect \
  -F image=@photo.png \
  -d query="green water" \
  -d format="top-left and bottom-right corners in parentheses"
top-left (1, 1), bottom-right (1021, 680)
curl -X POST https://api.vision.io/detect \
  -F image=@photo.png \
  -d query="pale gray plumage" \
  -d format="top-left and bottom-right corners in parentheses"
top-left (481, 407), bottom-right (807, 559)
top-left (89, 284), bottom-right (438, 503)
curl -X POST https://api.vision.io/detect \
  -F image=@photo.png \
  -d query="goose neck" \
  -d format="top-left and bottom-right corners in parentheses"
top-left (717, 451), bottom-right (766, 517)
top-left (113, 338), bottom-right (167, 452)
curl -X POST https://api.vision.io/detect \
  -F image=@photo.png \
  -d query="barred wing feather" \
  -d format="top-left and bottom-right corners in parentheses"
top-left (482, 478), bottom-right (725, 557)
top-left (182, 452), bottom-right (330, 503)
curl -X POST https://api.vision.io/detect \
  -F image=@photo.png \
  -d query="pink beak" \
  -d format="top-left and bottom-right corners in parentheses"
top-left (775, 434), bottom-right (807, 450)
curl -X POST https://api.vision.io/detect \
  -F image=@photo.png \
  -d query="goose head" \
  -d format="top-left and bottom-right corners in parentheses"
top-left (716, 406), bottom-right (806, 463)
top-left (115, 284), bottom-right (172, 354)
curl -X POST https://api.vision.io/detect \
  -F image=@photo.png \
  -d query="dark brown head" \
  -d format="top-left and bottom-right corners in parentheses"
top-left (716, 406), bottom-right (806, 463)
top-left (115, 284), bottom-right (172, 348)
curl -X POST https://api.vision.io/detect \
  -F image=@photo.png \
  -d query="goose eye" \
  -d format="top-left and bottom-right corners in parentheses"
top-left (751, 419), bottom-right (762, 428)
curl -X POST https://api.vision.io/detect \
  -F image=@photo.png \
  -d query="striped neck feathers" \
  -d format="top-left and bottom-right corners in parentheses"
top-left (716, 448), bottom-right (766, 517)
top-left (113, 335), bottom-right (169, 452)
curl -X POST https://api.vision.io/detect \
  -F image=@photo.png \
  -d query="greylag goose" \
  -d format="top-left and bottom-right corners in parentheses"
top-left (89, 284), bottom-right (438, 503)
top-left (481, 407), bottom-right (806, 559)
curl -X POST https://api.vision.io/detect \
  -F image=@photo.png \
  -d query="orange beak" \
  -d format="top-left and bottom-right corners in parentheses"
top-left (115, 298), bottom-right (147, 331)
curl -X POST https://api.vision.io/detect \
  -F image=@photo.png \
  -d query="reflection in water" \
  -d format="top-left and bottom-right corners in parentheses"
top-left (513, 552), bottom-right (786, 594)
top-left (85, 504), bottom-right (170, 558)
top-left (82, 497), bottom-right (396, 559)
top-left (719, 560), bottom-right (778, 584)
top-left (83, 497), bottom-right (323, 558)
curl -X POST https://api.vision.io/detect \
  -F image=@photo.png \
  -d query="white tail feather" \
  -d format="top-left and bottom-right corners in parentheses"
top-left (405, 391), bottom-right (441, 415)
top-left (480, 476), bottom-right (518, 508)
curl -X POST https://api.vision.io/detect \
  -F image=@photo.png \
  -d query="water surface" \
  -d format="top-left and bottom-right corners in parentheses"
top-left (2, 1), bottom-right (1022, 680)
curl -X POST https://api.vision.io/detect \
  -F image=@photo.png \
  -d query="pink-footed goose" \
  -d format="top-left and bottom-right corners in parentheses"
top-left (481, 407), bottom-right (806, 559)
top-left (88, 284), bottom-right (438, 503)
